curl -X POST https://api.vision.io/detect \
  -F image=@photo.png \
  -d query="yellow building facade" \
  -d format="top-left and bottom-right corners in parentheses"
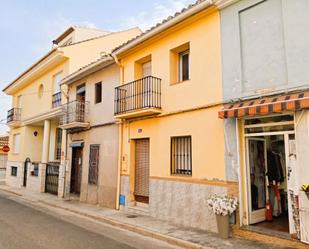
top-left (113, 2), bottom-right (237, 231)
top-left (3, 27), bottom-right (141, 194)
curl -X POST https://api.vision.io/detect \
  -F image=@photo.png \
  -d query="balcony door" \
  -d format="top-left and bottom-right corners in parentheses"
top-left (142, 61), bottom-right (152, 77)
top-left (142, 61), bottom-right (152, 108)
top-left (17, 95), bottom-right (22, 109)
top-left (76, 84), bottom-right (86, 122)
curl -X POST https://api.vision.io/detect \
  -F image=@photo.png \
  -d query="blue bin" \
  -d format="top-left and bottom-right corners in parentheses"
top-left (119, 195), bottom-right (126, 206)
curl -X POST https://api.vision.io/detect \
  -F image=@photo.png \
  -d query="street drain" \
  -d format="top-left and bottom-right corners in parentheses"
top-left (126, 215), bottom-right (138, 218)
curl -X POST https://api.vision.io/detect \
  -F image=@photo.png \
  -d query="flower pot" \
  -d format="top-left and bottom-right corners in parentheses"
top-left (216, 214), bottom-right (230, 239)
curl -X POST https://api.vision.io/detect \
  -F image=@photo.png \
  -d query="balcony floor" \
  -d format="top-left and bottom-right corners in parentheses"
top-left (59, 121), bottom-right (90, 130)
top-left (114, 107), bottom-right (162, 119)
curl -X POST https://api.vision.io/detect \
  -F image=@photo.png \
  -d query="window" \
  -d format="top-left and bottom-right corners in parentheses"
top-left (17, 95), bottom-right (22, 109)
top-left (95, 82), bottom-right (102, 104)
top-left (179, 50), bottom-right (190, 82)
top-left (38, 84), bottom-right (44, 98)
top-left (11, 166), bottom-right (17, 176)
top-left (13, 134), bottom-right (20, 154)
top-left (171, 136), bottom-right (192, 175)
top-left (53, 72), bottom-right (62, 94)
top-left (88, 145), bottom-right (99, 185)
top-left (31, 163), bottom-right (39, 177)
top-left (170, 42), bottom-right (190, 84)
top-left (55, 128), bottom-right (62, 160)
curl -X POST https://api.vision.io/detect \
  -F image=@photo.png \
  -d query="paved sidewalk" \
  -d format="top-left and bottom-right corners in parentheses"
top-left (0, 185), bottom-right (304, 249)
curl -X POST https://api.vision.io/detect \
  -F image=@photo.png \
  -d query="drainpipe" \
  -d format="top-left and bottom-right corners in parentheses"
top-left (113, 53), bottom-right (124, 210)
top-left (61, 84), bottom-right (70, 198)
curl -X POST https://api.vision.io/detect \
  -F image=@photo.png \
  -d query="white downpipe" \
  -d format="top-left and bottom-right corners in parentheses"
top-left (235, 118), bottom-right (243, 226)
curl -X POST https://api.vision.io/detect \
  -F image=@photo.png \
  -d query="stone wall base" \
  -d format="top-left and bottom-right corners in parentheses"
top-left (120, 175), bottom-right (236, 232)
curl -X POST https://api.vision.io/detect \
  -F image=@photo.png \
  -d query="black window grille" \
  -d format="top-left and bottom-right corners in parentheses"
top-left (171, 136), bottom-right (192, 175)
top-left (52, 92), bottom-right (62, 108)
top-left (88, 145), bottom-right (99, 185)
top-left (55, 128), bottom-right (62, 160)
top-left (11, 166), bottom-right (17, 176)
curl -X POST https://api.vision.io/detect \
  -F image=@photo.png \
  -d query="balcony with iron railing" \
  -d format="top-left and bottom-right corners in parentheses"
top-left (59, 100), bottom-right (90, 130)
top-left (7, 108), bottom-right (22, 127)
top-left (114, 76), bottom-right (162, 119)
top-left (52, 92), bottom-right (62, 108)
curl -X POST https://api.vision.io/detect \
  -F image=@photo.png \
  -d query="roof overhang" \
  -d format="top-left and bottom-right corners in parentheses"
top-left (112, 0), bottom-right (214, 57)
top-left (112, 0), bottom-right (238, 58)
top-left (3, 49), bottom-right (68, 95)
top-left (61, 55), bottom-right (115, 86)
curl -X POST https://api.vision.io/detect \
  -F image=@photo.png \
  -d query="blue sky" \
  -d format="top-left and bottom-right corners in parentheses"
top-left (0, 0), bottom-right (193, 134)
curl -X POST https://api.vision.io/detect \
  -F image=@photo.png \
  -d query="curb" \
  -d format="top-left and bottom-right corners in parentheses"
top-left (39, 200), bottom-right (211, 249)
top-left (0, 187), bottom-right (211, 249)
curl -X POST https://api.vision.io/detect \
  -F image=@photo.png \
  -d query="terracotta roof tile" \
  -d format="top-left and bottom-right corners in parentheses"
top-left (112, 0), bottom-right (207, 53)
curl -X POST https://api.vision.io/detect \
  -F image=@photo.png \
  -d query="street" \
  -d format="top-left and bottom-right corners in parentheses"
top-left (0, 191), bottom-right (181, 249)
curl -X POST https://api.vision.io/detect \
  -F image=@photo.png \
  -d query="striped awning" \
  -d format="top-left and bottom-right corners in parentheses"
top-left (219, 91), bottom-right (309, 119)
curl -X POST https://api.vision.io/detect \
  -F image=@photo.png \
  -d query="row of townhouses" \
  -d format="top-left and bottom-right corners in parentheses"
top-left (3, 0), bottom-right (309, 245)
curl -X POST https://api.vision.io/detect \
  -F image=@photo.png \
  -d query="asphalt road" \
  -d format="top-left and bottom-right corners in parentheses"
top-left (0, 191), bottom-right (181, 249)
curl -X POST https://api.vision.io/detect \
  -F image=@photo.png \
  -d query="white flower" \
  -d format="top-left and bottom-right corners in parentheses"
top-left (207, 195), bottom-right (238, 216)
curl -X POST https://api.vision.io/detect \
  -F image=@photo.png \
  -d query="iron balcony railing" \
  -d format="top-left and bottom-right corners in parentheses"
top-left (60, 100), bottom-right (89, 125)
top-left (114, 76), bottom-right (162, 115)
top-left (7, 108), bottom-right (21, 123)
top-left (52, 92), bottom-right (62, 108)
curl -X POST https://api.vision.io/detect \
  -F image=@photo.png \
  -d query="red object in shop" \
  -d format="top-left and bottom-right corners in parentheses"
top-left (2, 145), bottom-right (10, 153)
top-left (265, 200), bottom-right (273, 221)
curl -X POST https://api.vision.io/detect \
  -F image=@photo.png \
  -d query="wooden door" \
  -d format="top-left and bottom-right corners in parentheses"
top-left (71, 148), bottom-right (83, 194)
top-left (134, 139), bottom-right (150, 203)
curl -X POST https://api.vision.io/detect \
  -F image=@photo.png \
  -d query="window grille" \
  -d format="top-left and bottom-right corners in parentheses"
top-left (89, 145), bottom-right (99, 185)
top-left (55, 128), bottom-right (62, 160)
top-left (171, 136), bottom-right (192, 175)
top-left (11, 166), bottom-right (17, 176)
top-left (31, 163), bottom-right (39, 177)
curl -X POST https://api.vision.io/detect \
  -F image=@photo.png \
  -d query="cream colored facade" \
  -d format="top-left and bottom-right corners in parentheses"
top-left (113, 3), bottom-right (236, 232)
top-left (3, 27), bottom-right (141, 193)
top-left (59, 57), bottom-right (120, 208)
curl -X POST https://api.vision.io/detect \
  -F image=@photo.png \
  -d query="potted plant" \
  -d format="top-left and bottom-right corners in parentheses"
top-left (300, 184), bottom-right (309, 198)
top-left (207, 195), bottom-right (238, 239)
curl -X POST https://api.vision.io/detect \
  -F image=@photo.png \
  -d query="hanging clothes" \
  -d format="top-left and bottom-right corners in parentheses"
top-left (266, 151), bottom-right (284, 184)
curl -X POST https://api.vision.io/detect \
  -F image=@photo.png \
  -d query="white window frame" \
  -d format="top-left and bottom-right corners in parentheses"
top-left (13, 134), bottom-right (20, 154)
top-left (179, 50), bottom-right (190, 82)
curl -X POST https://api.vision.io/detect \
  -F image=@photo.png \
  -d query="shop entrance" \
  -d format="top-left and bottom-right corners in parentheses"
top-left (244, 115), bottom-right (297, 235)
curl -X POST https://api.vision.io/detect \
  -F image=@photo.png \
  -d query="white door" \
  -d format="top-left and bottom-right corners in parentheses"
top-left (246, 138), bottom-right (268, 224)
top-left (285, 133), bottom-right (297, 235)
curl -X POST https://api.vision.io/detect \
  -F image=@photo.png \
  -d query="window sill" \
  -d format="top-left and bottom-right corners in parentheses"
top-left (170, 79), bottom-right (191, 86)
top-left (170, 174), bottom-right (192, 178)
